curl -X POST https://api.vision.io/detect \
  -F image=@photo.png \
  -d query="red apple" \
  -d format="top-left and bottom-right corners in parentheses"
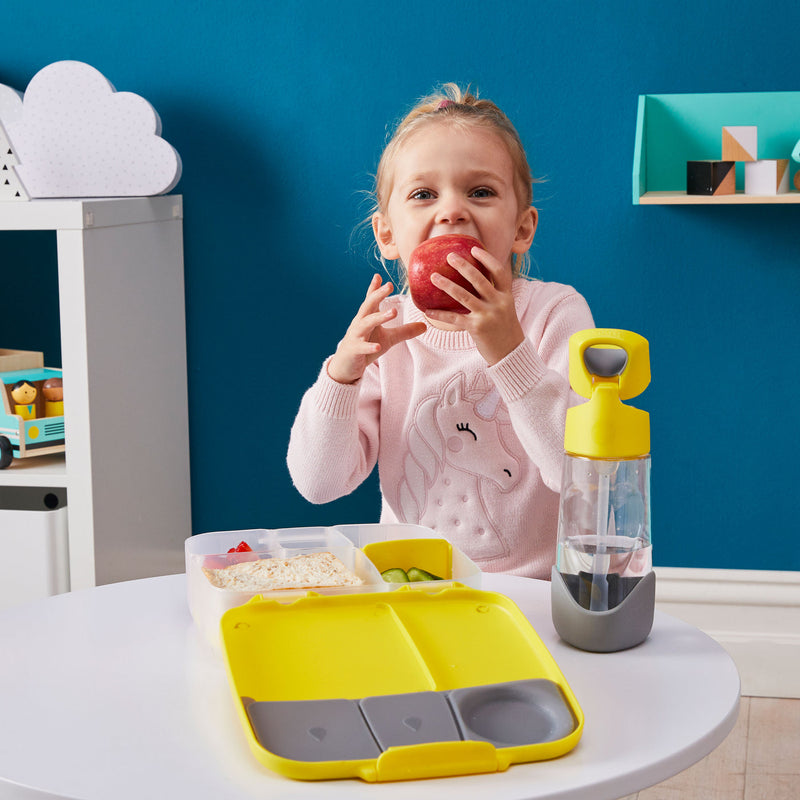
top-left (407, 234), bottom-right (487, 314)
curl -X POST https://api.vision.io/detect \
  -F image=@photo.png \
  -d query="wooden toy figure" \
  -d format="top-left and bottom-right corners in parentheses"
top-left (42, 377), bottom-right (63, 417)
top-left (11, 379), bottom-right (37, 419)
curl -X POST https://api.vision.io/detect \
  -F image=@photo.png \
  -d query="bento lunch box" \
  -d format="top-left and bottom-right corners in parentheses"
top-left (220, 584), bottom-right (584, 781)
top-left (185, 523), bottom-right (481, 645)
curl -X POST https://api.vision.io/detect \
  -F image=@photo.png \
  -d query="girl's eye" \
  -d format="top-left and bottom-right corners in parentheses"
top-left (471, 187), bottom-right (495, 198)
top-left (410, 189), bottom-right (434, 200)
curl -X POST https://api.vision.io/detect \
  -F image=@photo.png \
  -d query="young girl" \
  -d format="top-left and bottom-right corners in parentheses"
top-left (287, 84), bottom-right (594, 579)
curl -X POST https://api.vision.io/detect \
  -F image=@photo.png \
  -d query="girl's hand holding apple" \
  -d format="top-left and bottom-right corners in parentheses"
top-left (424, 244), bottom-right (525, 367)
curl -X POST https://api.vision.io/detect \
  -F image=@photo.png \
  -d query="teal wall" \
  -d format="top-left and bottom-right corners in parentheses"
top-left (2, 0), bottom-right (798, 571)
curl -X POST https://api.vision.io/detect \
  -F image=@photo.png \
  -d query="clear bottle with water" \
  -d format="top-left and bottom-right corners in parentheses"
top-left (551, 329), bottom-right (655, 652)
top-left (556, 455), bottom-right (651, 612)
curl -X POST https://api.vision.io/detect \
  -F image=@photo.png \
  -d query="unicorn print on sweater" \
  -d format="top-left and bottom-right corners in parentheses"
top-left (394, 371), bottom-right (521, 560)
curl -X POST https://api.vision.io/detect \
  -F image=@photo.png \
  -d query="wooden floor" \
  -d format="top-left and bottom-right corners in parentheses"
top-left (620, 696), bottom-right (799, 799)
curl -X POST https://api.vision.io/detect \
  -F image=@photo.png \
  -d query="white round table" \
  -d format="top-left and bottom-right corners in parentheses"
top-left (0, 573), bottom-right (740, 800)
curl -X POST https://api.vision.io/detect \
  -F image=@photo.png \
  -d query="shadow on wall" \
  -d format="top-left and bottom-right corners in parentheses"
top-left (662, 202), bottom-right (800, 259)
top-left (159, 97), bottom-right (382, 532)
top-left (0, 232), bottom-right (61, 366)
top-left (164, 96), bottom-right (281, 225)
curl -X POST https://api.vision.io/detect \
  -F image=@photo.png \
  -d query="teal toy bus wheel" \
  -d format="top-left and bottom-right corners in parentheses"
top-left (0, 436), bottom-right (12, 469)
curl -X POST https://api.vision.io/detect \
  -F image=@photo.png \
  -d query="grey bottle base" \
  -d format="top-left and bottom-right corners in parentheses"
top-left (550, 567), bottom-right (656, 652)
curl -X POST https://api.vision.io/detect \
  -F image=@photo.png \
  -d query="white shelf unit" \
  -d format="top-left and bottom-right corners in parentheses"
top-left (0, 196), bottom-right (191, 590)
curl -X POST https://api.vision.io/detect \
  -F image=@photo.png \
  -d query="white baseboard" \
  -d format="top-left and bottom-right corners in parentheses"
top-left (654, 566), bottom-right (800, 699)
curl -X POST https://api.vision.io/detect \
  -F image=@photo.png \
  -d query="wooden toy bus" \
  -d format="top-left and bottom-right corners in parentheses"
top-left (0, 367), bottom-right (65, 468)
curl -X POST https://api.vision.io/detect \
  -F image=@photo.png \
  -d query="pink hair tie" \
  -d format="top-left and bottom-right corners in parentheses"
top-left (436, 99), bottom-right (454, 110)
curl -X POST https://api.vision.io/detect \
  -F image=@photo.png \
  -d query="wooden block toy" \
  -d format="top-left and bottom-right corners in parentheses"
top-left (42, 378), bottom-right (64, 418)
top-left (794, 170), bottom-right (800, 191)
top-left (686, 160), bottom-right (735, 195)
top-left (11, 380), bottom-right (37, 420)
top-left (792, 138), bottom-right (800, 163)
top-left (744, 159), bottom-right (790, 195)
top-left (0, 349), bottom-right (43, 372)
top-left (721, 126), bottom-right (757, 162)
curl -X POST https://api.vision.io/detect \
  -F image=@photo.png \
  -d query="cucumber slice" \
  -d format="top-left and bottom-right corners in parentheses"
top-left (407, 567), bottom-right (443, 582)
top-left (381, 568), bottom-right (409, 583)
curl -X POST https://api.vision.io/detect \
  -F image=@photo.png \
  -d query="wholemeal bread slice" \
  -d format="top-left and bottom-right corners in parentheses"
top-left (202, 551), bottom-right (363, 592)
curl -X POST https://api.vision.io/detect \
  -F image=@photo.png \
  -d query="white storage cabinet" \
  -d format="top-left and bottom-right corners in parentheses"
top-left (0, 197), bottom-right (191, 594)
top-left (0, 486), bottom-right (68, 610)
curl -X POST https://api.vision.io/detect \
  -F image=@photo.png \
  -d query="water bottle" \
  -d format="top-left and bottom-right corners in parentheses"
top-left (551, 329), bottom-right (655, 652)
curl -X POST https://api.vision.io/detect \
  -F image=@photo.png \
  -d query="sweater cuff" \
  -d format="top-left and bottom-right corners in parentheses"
top-left (487, 338), bottom-right (549, 402)
top-left (312, 357), bottom-right (362, 419)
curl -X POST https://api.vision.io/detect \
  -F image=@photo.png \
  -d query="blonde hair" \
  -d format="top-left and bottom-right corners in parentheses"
top-left (371, 83), bottom-right (535, 279)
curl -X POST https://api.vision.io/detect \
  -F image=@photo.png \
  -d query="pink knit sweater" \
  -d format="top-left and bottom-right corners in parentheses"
top-left (287, 278), bottom-right (594, 579)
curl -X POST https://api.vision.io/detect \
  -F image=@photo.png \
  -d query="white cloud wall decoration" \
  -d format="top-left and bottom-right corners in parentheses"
top-left (0, 60), bottom-right (181, 198)
top-left (0, 83), bottom-right (23, 126)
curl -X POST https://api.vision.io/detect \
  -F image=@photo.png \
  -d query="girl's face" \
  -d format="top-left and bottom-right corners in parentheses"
top-left (372, 121), bottom-right (537, 272)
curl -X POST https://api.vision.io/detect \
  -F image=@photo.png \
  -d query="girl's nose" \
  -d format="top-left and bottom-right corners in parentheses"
top-left (435, 193), bottom-right (470, 225)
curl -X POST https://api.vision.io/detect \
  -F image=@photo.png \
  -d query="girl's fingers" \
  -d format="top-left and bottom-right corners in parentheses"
top-left (361, 275), bottom-right (393, 311)
top-left (356, 341), bottom-right (382, 355)
top-left (467, 247), bottom-right (510, 291)
top-left (328, 276), bottom-right (397, 384)
top-left (444, 253), bottom-right (498, 296)
top-left (337, 275), bottom-right (425, 373)
top-left (387, 321), bottom-right (427, 345)
top-left (352, 306), bottom-right (397, 340)
top-left (430, 270), bottom-right (480, 311)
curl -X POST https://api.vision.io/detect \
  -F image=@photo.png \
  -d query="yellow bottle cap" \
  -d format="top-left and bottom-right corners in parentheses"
top-left (564, 329), bottom-right (650, 459)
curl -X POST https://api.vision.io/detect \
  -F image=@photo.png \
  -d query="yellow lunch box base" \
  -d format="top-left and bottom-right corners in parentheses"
top-left (244, 738), bottom-right (571, 783)
top-left (221, 585), bottom-right (584, 782)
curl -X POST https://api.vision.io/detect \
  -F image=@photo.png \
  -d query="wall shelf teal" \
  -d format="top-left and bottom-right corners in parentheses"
top-left (633, 91), bottom-right (800, 204)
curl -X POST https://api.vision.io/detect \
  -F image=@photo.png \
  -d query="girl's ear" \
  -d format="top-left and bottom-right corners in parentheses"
top-left (372, 212), bottom-right (400, 261)
top-left (511, 206), bottom-right (538, 254)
